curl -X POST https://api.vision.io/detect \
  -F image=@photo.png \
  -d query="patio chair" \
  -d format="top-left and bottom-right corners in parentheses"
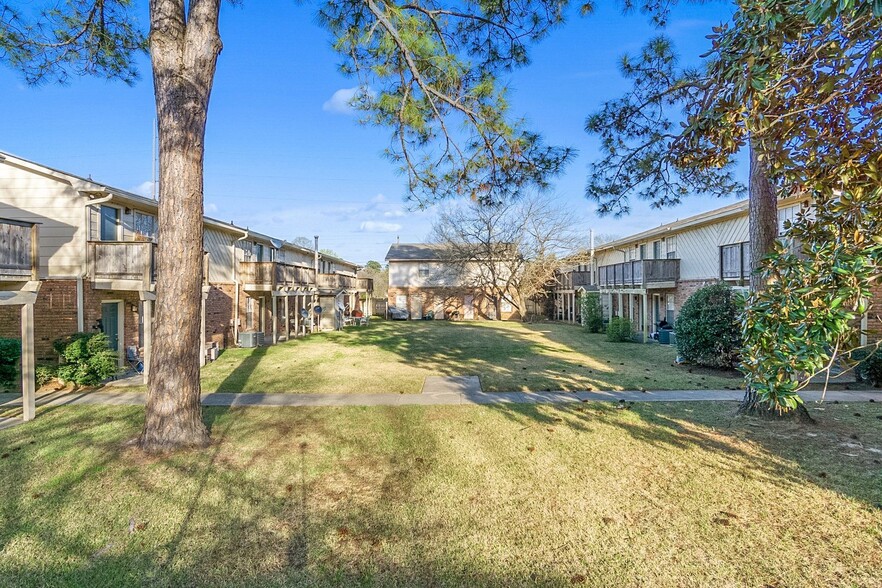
top-left (126, 346), bottom-right (144, 373)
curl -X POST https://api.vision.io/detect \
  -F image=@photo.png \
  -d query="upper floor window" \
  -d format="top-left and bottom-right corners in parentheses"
top-left (666, 235), bottom-right (677, 259)
top-left (652, 240), bottom-right (662, 259)
top-left (720, 241), bottom-right (751, 281)
top-left (99, 205), bottom-right (120, 241)
top-left (133, 211), bottom-right (157, 240)
top-left (418, 263), bottom-right (430, 278)
top-left (638, 244), bottom-right (646, 260)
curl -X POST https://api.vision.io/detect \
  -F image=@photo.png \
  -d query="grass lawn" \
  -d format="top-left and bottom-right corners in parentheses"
top-left (196, 320), bottom-right (742, 393)
top-left (1, 402), bottom-right (880, 586)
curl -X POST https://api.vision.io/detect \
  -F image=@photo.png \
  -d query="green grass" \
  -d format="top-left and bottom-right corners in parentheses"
top-left (195, 320), bottom-right (742, 393)
top-left (1, 402), bottom-right (880, 586)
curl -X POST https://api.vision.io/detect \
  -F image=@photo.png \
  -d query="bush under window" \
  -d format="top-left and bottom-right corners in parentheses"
top-left (53, 333), bottom-right (120, 386)
top-left (675, 283), bottom-right (743, 368)
top-left (0, 338), bottom-right (21, 387)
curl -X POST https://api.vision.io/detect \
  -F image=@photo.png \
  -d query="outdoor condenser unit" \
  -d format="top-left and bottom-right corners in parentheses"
top-left (238, 331), bottom-right (264, 348)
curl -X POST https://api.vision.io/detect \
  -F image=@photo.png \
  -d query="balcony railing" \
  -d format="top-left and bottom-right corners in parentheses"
top-left (0, 219), bottom-right (39, 281)
top-left (356, 277), bottom-right (374, 292)
top-left (239, 261), bottom-right (315, 288)
top-left (598, 259), bottom-right (680, 289)
top-left (90, 241), bottom-right (157, 287)
top-left (317, 272), bottom-right (356, 291)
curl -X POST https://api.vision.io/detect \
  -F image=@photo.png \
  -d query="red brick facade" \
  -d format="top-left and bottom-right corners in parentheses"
top-left (387, 286), bottom-right (522, 321)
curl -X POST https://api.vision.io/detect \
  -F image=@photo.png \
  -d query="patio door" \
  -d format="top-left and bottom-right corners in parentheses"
top-left (412, 295), bottom-right (423, 320)
top-left (463, 295), bottom-right (474, 320)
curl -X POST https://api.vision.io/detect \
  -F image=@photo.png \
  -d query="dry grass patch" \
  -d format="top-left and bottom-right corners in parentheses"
top-left (1, 401), bottom-right (880, 586)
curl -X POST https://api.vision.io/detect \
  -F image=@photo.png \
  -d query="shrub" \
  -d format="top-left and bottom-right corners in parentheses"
top-left (0, 338), bottom-right (21, 387)
top-left (675, 283), bottom-right (743, 368)
top-left (854, 348), bottom-right (882, 387)
top-left (580, 292), bottom-right (604, 333)
top-left (52, 333), bottom-right (119, 386)
top-left (606, 317), bottom-right (634, 342)
top-left (35, 364), bottom-right (57, 388)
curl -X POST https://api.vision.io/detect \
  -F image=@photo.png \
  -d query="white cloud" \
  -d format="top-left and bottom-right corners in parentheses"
top-left (383, 209), bottom-right (405, 218)
top-left (205, 202), bottom-right (219, 214)
top-left (322, 87), bottom-right (363, 115)
top-left (360, 221), bottom-right (402, 233)
top-left (131, 180), bottom-right (155, 197)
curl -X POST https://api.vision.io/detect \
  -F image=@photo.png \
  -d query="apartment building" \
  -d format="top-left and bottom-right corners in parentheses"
top-left (0, 150), bottom-right (373, 380)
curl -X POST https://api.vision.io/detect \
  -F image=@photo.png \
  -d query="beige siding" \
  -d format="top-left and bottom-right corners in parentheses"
top-left (204, 227), bottom-right (235, 283)
top-left (677, 215), bottom-right (748, 280)
top-left (0, 162), bottom-right (86, 278)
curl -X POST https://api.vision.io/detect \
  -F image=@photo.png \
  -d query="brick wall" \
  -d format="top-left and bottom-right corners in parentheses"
top-left (387, 286), bottom-right (522, 321)
top-left (205, 284), bottom-right (234, 349)
top-left (0, 279), bottom-right (80, 361)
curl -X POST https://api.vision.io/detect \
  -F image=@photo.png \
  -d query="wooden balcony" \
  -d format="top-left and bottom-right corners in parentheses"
top-left (239, 261), bottom-right (315, 291)
top-left (89, 241), bottom-right (157, 290)
top-left (556, 270), bottom-right (596, 291)
top-left (598, 259), bottom-right (680, 289)
top-left (317, 272), bottom-right (356, 291)
top-left (357, 277), bottom-right (374, 292)
top-left (0, 219), bottom-right (39, 282)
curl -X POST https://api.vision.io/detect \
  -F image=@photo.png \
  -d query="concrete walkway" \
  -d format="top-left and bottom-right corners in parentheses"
top-left (2, 386), bottom-right (880, 422)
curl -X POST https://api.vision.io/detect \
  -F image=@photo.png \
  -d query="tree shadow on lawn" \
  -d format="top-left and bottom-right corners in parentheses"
top-left (331, 320), bottom-right (665, 393)
top-left (0, 404), bottom-right (603, 587)
top-left (485, 399), bottom-right (882, 508)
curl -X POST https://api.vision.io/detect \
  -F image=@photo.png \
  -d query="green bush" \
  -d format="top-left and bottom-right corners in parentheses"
top-left (53, 333), bottom-right (119, 386)
top-left (0, 338), bottom-right (21, 387)
top-left (855, 348), bottom-right (882, 387)
top-left (606, 317), bottom-right (634, 342)
top-left (580, 292), bottom-right (604, 333)
top-left (675, 283), bottom-right (743, 368)
top-left (35, 364), bottom-right (57, 388)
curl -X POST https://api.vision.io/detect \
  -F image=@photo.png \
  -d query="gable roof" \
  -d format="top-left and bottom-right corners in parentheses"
top-left (0, 149), bottom-right (359, 268)
top-left (385, 243), bottom-right (448, 261)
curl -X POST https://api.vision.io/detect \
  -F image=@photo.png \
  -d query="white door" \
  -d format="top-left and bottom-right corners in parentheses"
top-left (412, 296), bottom-right (423, 320)
top-left (464, 295), bottom-right (474, 320)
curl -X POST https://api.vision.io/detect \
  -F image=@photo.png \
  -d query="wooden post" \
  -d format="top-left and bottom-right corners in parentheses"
top-left (30, 224), bottom-right (39, 281)
top-left (642, 292), bottom-right (649, 343)
top-left (617, 293), bottom-right (623, 318)
top-left (294, 295), bottom-right (300, 337)
top-left (143, 298), bottom-right (153, 383)
top-left (271, 294), bottom-right (278, 344)
top-left (284, 293), bottom-right (290, 341)
top-left (21, 303), bottom-right (35, 422)
top-left (200, 289), bottom-right (208, 367)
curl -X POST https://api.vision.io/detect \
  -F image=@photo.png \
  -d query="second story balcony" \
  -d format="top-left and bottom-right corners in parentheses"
top-left (89, 241), bottom-right (157, 290)
top-left (356, 277), bottom-right (374, 292)
top-left (0, 219), bottom-right (39, 282)
top-left (598, 259), bottom-right (680, 289)
top-left (317, 272), bottom-right (356, 292)
top-left (239, 261), bottom-right (315, 291)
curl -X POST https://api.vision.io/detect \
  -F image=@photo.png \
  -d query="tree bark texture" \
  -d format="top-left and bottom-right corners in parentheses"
top-left (139, 0), bottom-right (222, 452)
top-left (747, 140), bottom-right (778, 293)
top-left (740, 140), bottom-right (813, 422)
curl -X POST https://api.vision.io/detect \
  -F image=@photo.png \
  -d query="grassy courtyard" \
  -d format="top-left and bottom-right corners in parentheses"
top-left (1, 401), bottom-right (880, 587)
top-left (196, 320), bottom-right (742, 393)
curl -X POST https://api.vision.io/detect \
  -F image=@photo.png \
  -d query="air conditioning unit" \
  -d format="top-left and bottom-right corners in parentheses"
top-left (238, 331), bottom-right (264, 348)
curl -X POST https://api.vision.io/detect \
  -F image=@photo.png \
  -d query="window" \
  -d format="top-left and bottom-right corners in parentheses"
top-left (133, 212), bottom-right (157, 240)
top-left (255, 243), bottom-right (266, 262)
top-left (245, 297), bottom-right (254, 330)
top-left (99, 206), bottom-right (119, 241)
top-left (720, 242), bottom-right (750, 281)
top-left (501, 301), bottom-right (513, 313)
top-left (665, 294), bottom-right (676, 324)
top-left (638, 244), bottom-right (646, 260)
top-left (652, 240), bottom-right (662, 259)
top-left (666, 235), bottom-right (677, 259)
top-left (418, 263), bottom-right (430, 278)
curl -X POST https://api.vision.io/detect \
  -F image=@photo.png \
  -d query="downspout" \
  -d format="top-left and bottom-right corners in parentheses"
top-left (233, 228), bottom-right (250, 344)
top-left (313, 236), bottom-right (320, 331)
top-left (81, 193), bottom-right (113, 332)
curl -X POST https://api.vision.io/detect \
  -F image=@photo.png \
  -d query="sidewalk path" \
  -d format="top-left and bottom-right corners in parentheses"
top-left (2, 386), bottom-right (881, 418)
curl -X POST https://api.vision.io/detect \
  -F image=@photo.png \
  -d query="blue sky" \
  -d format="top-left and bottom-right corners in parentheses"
top-left (0, 1), bottom-right (742, 264)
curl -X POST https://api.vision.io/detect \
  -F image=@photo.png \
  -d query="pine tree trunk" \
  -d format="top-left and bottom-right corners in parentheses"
top-left (139, 0), bottom-right (222, 452)
top-left (739, 140), bottom-right (813, 422)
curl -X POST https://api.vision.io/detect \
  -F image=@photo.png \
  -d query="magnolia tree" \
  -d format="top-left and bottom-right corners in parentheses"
top-left (431, 196), bottom-right (588, 320)
top-left (1, 0), bottom-right (573, 451)
top-left (586, 0), bottom-right (882, 416)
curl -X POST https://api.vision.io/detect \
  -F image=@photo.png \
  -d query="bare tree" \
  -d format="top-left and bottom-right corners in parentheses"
top-left (431, 196), bottom-right (587, 320)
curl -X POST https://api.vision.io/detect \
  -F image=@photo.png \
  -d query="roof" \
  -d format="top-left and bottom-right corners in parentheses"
top-left (0, 149), bottom-right (359, 268)
top-left (385, 243), bottom-right (448, 261)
